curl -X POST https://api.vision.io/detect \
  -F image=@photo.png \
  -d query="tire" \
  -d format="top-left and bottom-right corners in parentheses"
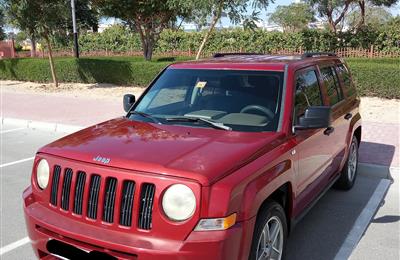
top-left (249, 200), bottom-right (288, 260)
top-left (334, 135), bottom-right (359, 190)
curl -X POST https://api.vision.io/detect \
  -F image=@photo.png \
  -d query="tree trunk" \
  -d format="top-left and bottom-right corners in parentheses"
top-left (143, 39), bottom-right (154, 61)
top-left (196, 1), bottom-right (224, 60)
top-left (356, 0), bottom-right (366, 30)
top-left (30, 37), bottom-right (36, 57)
top-left (44, 34), bottom-right (58, 88)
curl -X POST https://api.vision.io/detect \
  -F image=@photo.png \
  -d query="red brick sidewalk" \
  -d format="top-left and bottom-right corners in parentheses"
top-left (2, 91), bottom-right (399, 167)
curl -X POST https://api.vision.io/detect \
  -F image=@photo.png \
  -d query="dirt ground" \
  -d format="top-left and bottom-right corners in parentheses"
top-left (1, 80), bottom-right (399, 124)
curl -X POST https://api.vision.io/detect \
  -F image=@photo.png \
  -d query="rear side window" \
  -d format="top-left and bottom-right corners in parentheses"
top-left (320, 66), bottom-right (343, 106)
top-left (295, 69), bottom-right (322, 120)
top-left (337, 64), bottom-right (356, 97)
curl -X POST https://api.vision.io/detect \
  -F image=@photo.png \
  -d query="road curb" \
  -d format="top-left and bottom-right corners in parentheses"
top-left (1, 117), bottom-right (84, 133)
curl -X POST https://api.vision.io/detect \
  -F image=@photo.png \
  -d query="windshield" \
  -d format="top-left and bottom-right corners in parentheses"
top-left (131, 68), bottom-right (284, 132)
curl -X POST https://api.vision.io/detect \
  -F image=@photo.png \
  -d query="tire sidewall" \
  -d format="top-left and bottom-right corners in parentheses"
top-left (345, 136), bottom-right (359, 187)
top-left (249, 201), bottom-right (288, 260)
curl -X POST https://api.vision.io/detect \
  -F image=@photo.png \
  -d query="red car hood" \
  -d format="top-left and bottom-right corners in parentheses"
top-left (39, 118), bottom-right (283, 185)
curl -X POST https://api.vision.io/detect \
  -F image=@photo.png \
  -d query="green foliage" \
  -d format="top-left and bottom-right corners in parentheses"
top-left (347, 5), bottom-right (392, 30)
top-left (92, 0), bottom-right (189, 60)
top-left (269, 3), bottom-right (315, 32)
top-left (54, 22), bottom-right (400, 54)
top-left (0, 7), bottom-right (5, 40)
top-left (1, 57), bottom-right (398, 98)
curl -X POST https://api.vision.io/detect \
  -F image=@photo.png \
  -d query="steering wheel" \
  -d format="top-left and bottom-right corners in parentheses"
top-left (240, 105), bottom-right (274, 120)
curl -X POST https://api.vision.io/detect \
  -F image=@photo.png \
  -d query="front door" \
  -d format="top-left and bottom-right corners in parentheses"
top-left (292, 66), bottom-right (334, 216)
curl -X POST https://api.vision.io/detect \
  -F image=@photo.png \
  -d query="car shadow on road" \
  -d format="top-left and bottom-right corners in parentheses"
top-left (285, 141), bottom-right (395, 260)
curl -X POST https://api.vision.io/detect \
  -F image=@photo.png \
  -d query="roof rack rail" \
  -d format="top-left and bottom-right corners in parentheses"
top-left (301, 52), bottom-right (337, 58)
top-left (213, 52), bottom-right (262, 58)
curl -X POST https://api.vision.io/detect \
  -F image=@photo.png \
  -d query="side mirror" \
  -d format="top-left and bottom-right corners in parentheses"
top-left (294, 106), bottom-right (332, 130)
top-left (123, 94), bottom-right (136, 112)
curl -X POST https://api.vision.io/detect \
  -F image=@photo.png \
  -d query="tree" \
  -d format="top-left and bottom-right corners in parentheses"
top-left (188, 0), bottom-right (271, 60)
top-left (307, 0), bottom-right (356, 33)
top-left (6, 0), bottom-right (67, 87)
top-left (269, 3), bottom-right (316, 32)
top-left (0, 5), bottom-right (6, 40)
top-left (347, 5), bottom-right (392, 29)
top-left (353, 0), bottom-right (398, 29)
top-left (93, 0), bottom-right (188, 61)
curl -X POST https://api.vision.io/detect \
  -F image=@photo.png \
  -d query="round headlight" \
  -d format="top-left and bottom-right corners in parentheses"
top-left (36, 159), bottom-right (50, 190)
top-left (162, 184), bottom-right (196, 221)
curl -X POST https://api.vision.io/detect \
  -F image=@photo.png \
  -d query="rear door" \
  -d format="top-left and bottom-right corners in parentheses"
top-left (318, 64), bottom-right (347, 176)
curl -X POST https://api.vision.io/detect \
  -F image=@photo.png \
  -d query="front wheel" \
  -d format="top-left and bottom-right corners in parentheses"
top-left (334, 135), bottom-right (359, 190)
top-left (249, 201), bottom-right (287, 260)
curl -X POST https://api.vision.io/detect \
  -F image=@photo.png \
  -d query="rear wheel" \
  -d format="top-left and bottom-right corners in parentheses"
top-left (249, 201), bottom-right (287, 260)
top-left (334, 135), bottom-right (359, 190)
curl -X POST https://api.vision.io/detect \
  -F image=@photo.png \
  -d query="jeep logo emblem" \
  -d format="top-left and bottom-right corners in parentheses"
top-left (93, 155), bottom-right (111, 164)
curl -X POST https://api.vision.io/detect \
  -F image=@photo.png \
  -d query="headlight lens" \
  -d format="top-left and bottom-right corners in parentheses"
top-left (162, 184), bottom-right (196, 221)
top-left (36, 159), bottom-right (50, 190)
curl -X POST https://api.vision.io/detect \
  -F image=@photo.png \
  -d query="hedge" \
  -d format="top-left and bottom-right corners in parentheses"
top-left (0, 57), bottom-right (172, 86)
top-left (51, 22), bottom-right (400, 54)
top-left (0, 57), bottom-right (399, 98)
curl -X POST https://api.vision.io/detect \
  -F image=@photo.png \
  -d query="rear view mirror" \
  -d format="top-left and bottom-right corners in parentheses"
top-left (294, 106), bottom-right (332, 130)
top-left (123, 94), bottom-right (136, 112)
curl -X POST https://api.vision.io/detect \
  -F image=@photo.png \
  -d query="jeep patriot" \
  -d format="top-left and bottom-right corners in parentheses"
top-left (23, 52), bottom-right (361, 260)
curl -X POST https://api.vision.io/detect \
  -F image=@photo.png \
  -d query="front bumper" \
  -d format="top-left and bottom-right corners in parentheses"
top-left (24, 186), bottom-right (255, 260)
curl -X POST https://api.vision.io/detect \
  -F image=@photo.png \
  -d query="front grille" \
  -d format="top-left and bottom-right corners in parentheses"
top-left (138, 183), bottom-right (155, 230)
top-left (50, 165), bottom-right (61, 206)
top-left (103, 177), bottom-right (117, 223)
top-left (61, 168), bottom-right (73, 210)
top-left (48, 166), bottom-right (156, 230)
top-left (73, 171), bottom-right (86, 215)
top-left (120, 181), bottom-right (135, 227)
top-left (87, 175), bottom-right (101, 219)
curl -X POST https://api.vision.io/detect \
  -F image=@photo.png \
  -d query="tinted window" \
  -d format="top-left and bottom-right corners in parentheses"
top-left (337, 64), bottom-right (356, 96)
top-left (134, 69), bottom-right (284, 132)
top-left (295, 69), bottom-right (322, 120)
top-left (320, 66), bottom-right (343, 105)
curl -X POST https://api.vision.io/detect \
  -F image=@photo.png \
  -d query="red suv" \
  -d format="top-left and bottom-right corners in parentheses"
top-left (23, 53), bottom-right (361, 260)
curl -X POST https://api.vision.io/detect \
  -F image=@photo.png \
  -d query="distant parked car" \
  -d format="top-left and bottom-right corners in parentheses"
top-left (23, 52), bottom-right (361, 260)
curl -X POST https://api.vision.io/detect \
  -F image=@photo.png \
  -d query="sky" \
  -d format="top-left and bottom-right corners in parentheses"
top-left (216, 0), bottom-right (400, 27)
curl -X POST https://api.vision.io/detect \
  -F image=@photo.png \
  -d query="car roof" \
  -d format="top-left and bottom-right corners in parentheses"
top-left (170, 53), bottom-right (343, 71)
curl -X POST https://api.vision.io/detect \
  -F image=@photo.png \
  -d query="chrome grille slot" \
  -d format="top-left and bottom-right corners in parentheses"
top-left (103, 177), bottom-right (117, 223)
top-left (138, 183), bottom-right (155, 230)
top-left (87, 175), bottom-right (101, 219)
top-left (73, 171), bottom-right (86, 215)
top-left (50, 165), bottom-right (61, 206)
top-left (60, 168), bottom-right (73, 210)
top-left (119, 181), bottom-right (135, 227)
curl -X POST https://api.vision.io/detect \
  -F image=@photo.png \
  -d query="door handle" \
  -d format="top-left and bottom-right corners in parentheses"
top-left (344, 113), bottom-right (352, 120)
top-left (324, 127), bottom-right (335, 136)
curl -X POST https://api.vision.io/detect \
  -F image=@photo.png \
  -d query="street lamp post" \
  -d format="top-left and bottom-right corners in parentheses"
top-left (71, 0), bottom-right (79, 58)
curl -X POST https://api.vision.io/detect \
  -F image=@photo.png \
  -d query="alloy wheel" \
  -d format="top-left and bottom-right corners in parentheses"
top-left (255, 216), bottom-right (284, 260)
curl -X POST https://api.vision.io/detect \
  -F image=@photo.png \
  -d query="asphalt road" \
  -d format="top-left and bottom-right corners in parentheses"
top-left (0, 123), bottom-right (397, 260)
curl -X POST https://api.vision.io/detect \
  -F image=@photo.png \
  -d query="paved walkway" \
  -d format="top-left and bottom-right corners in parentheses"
top-left (2, 90), bottom-right (399, 167)
top-left (2, 91), bottom-right (121, 126)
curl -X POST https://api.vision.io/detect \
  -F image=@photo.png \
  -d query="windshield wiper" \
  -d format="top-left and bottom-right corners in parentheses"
top-left (166, 116), bottom-right (232, 131)
top-left (129, 111), bottom-right (161, 124)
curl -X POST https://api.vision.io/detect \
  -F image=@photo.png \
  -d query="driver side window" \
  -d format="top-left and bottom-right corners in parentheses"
top-left (295, 69), bottom-right (323, 122)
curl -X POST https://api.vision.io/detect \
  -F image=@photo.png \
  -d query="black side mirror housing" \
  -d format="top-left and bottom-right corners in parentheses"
top-left (294, 106), bottom-right (332, 130)
top-left (123, 94), bottom-right (136, 112)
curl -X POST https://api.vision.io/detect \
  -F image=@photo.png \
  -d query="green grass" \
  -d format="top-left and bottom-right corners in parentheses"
top-left (0, 56), bottom-right (399, 98)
